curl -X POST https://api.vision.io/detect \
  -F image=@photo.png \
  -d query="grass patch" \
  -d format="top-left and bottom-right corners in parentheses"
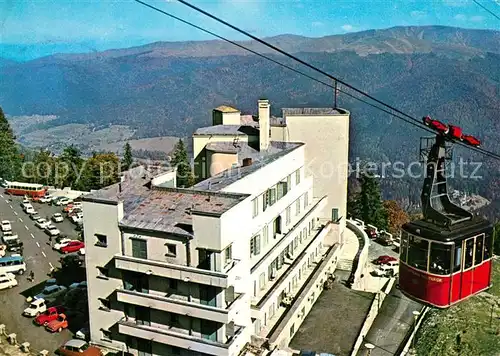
top-left (414, 257), bottom-right (500, 356)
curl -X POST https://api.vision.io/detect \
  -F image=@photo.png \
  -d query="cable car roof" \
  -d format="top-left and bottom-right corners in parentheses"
top-left (402, 216), bottom-right (492, 242)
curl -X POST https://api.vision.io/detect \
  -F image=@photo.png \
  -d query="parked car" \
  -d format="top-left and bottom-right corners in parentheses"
top-left (53, 238), bottom-right (74, 251)
top-left (30, 214), bottom-right (42, 221)
top-left (57, 339), bottom-right (102, 356)
top-left (1, 220), bottom-right (11, 232)
top-left (33, 284), bottom-right (67, 302)
top-left (60, 254), bottom-right (84, 269)
top-left (34, 306), bottom-right (65, 326)
top-left (35, 218), bottom-right (50, 229)
top-left (45, 225), bottom-right (61, 236)
top-left (46, 313), bottom-right (68, 332)
top-left (75, 323), bottom-right (90, 341)
top-left (55, 198), bottom-right (72, 206)
top-left (374, 255), bottom-right (398, 265)
top-left (52, 213), bottom-right (64, 223)
top-left (71, 213), bottom-right (83, 224)
top-left (39, 195), bottom-right (53, 203)
top-left (0, 272), bottom-right (17, 290)
top-left (61, 241), bottom-right (85, 254)
top-left (23, 298), bottom-right (48, 317)
top-left (373, 261), bottom-right (399, 277)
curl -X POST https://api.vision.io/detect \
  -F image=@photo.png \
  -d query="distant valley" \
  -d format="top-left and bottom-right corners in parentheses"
top-left (1, 25), bottom-right (499, 217)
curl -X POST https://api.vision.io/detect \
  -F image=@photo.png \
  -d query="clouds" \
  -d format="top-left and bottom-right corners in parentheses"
top-left (311, 21), bottom-right (324, 27)
top-left (443, 0), bottom-right (469, 6)
top-left (341, 24), bottom-right (354, 31)
top-left (454, 13), bottom-right (485, 22)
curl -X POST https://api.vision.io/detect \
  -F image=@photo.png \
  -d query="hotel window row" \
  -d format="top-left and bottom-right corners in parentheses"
top-left (249, 191), bottom-right (311, 259)
top-left (251, 167), bottom-right (303, 218)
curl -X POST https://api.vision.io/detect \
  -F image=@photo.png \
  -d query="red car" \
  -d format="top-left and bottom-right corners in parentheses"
top-left (34, 306), bottom-right (65, 326)
top-left (60, 241), bottom-right (85, 254)
top-left (461, 134), bottom-right (481, 147)
top-left (423, 116), bottom-right (448, 134)
top-left (374, 255), bottom-right (398, 265)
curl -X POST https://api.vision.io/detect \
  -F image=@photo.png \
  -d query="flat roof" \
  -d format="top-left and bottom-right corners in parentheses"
top-left (194, 141), bottom-right (303, 191)
top-left (65, 339), bottom-right (87, 348)
top-left (119, 187), bottom-right (248, 236)
top-left (6, 181), bottom-right (44, 188)
top-left (193, 125), bottom-right (259, 136)
top-left (282, 107), bottom-right (349, 117)
top-left (214, 105), bottom-right (240, 113)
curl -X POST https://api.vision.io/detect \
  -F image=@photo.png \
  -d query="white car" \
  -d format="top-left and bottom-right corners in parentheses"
top-left (35, 219), bottom-right (50, 229)
top-left (71, 213), bottom-right (83, 224)
top-left (45, 225), bottom-right (60, 236)
top-left (1, 220), bottom-right (12, 232)
top-left (55, 198), bottom-right (72, 206)
top-left (0, 273), bottom-right (18, 290)
top-left (52, 213), bottom-right (64, 223)
top-left (78, 248), bottom-right (85, 256)
top-left (373, 262), bottom-right (399, 277)
top-left (53, 238), bottom-right (73, 250)
top-left (39, 195), bottom-right (53, 203)
top-left (23, 298), bottom-right (47, 317)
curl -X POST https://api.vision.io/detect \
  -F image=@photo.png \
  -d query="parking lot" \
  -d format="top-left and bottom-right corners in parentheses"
top-left (0, 189), bottom-right (85, 353)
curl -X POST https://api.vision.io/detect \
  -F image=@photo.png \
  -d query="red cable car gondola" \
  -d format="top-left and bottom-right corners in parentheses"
top-left (398, 133), bottom-right (494, 308)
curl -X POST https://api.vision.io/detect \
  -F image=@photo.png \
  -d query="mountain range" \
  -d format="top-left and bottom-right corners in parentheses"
top-left (1, 25), bottom-right (499, 216)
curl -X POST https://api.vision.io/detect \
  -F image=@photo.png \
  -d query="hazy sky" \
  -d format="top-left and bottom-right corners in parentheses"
top-left (1, 0), bottom-right (499, 61)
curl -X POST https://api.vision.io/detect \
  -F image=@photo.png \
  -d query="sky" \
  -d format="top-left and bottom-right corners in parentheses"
top-left (1, 0), bottom-right (499, 61)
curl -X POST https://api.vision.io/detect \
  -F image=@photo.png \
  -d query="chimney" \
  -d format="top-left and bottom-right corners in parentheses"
top-left (242, 158), bottom-right (253, 167)
top-left (258, 99), bottom-right (270, 151)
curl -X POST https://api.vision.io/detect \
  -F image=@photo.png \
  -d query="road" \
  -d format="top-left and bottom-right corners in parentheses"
top-left (0, 190), bottom-right (82, 354)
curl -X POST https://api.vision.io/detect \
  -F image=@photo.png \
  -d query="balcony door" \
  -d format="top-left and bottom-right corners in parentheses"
top-left (200, 286), bottom-right (217, 307)
top-left (136, 306), bottom-right (151, 326)
top-left (201, 320), bottom-right (217, 341)
top-left (124, 272), bottom-right (149, 294)
top-left (137, 338), bottom-right (152, 356)
top-left (198, 249), bottom-right (213, 270)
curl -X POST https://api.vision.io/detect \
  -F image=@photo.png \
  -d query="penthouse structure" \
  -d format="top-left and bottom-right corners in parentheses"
top-left (83, 99), bottom-right (350, 356)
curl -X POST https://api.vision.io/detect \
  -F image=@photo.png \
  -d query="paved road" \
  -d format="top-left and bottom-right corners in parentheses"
top-left (0, 190), bottom-right (82, 354)
top-left (358, 283), bottom-right (423, 356)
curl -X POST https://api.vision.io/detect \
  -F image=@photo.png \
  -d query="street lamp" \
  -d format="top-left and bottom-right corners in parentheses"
top-left (364, 343), bottom-right (375, 356)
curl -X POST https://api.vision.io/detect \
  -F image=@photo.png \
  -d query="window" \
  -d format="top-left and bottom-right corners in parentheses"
top-left (95, 234), bottom-right (107, 247)
top-left (252, 198), bottom-right (259, 218)
top-left (169, 279), bottom-right (178, 290)
top-left (131, 238), bottom-right (147, 259)
top-left (273, 216), bottom-right (282, 237)
top-left (263, 187), bottom-right (277, 211)
top-left (304, 192), bottom-right (309, 208)
top-left (474, 234), bottom-right (484, 265)
top-left (453, 244), bottom-right (462, 273)
top-left (296, 198), bottom-right (301, 216)
top-left (295, 169), bottom-right (301, 185)
top-left (464, 238), bottom-right (474, 269)
top-left (250, 235), bottom-right (261, 257)
top-left (400, 232), bottom-right (409, 262)
top-left (290, 324), bottom-right (295, 337)
top-left (224, 245), bottom-right (232, 265)
top-left (100, 329), bottom-right (112, 340)
top-left (259, 272), bottom-right (266, 290)
top-left (263, 224), bottom-right (269, 246)
top-left (484, 231), bottom-right (492, 260)
top-left (285, 206), bottom-right (291, 225)
top-left (98, 298), bottom-right (110, 311)
top-left (429, 242), bottom-right (451, 275)
top-left (171, 347), bottom-right (181, 356)
top-left (96, 267), bottom-right (109, 279)
top-left (170, 313), bottom-right (179, 326)
top-left (407, 235), bottom-right (429, 271)
top-left (277, 181), bottom-right (288, 200)
top-left (165, 243), bottom-right (176, 257)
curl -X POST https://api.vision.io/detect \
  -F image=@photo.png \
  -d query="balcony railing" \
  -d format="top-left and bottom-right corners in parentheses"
top-left (114, 254), bottom-right (240, 288)
top-left (116, 289), bottom-right (244, 324)
top-left (118, 318), bottom-right (245, 356)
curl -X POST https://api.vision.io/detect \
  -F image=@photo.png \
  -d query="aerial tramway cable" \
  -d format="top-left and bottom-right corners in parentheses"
top-left (134, 0), bottom-right (500, 161)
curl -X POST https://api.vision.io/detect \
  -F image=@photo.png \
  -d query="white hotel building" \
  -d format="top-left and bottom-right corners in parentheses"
top-left (82, 99), bottom-right (350, 356)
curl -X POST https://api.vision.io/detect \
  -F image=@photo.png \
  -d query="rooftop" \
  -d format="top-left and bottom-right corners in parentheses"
top-left (214, 105), bottom-right (240, 113)
top-left (118, 187), bottom-right (248, 236)
top-left (194, 141), bottom-right (303, 191)
top-left (193, 125), bottom-right (259, 136)
top-left (282, 107), bottom-right (349, 117)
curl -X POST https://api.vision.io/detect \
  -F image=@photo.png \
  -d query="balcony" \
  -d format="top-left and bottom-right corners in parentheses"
top-left (114, 255), bottom-right (241, 288)
top-left (118, 319), bottom-right (246, 356)
top-left (116, 289), bottom-right (244, 324)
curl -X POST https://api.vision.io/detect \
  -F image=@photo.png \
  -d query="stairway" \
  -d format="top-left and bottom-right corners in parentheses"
top-left (337, 258), bottom-right (354, 271)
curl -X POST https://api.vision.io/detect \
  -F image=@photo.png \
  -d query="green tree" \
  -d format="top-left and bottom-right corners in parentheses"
top-left (81, 153), bottom-right (120, 190)
top-left (348, 173), bottom-right (388, 229)
top-left (0, 107), bottom-right (21, 180)
top-left (122, 142), bottom-right (133, 171)
top-left (57, 145), bottom-right (84, 189)
top-left (171, 139), bottom-right (194, 188)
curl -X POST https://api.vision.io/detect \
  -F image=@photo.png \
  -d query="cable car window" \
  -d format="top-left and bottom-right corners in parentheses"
top-left (453, 244), bottom-right (462, 273)
top-left (483, 231), bottom-right (492, 260)
top-left (407, 236), bottom-right (429, 272)
top-left (400, 232), bottom-right (409, 263)
top-left (464, 239), bottom-right (474, 269)
top-left (429, 242), bottom-right (451, 275)
top-left (474, 235), bottom-right (484, 266)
